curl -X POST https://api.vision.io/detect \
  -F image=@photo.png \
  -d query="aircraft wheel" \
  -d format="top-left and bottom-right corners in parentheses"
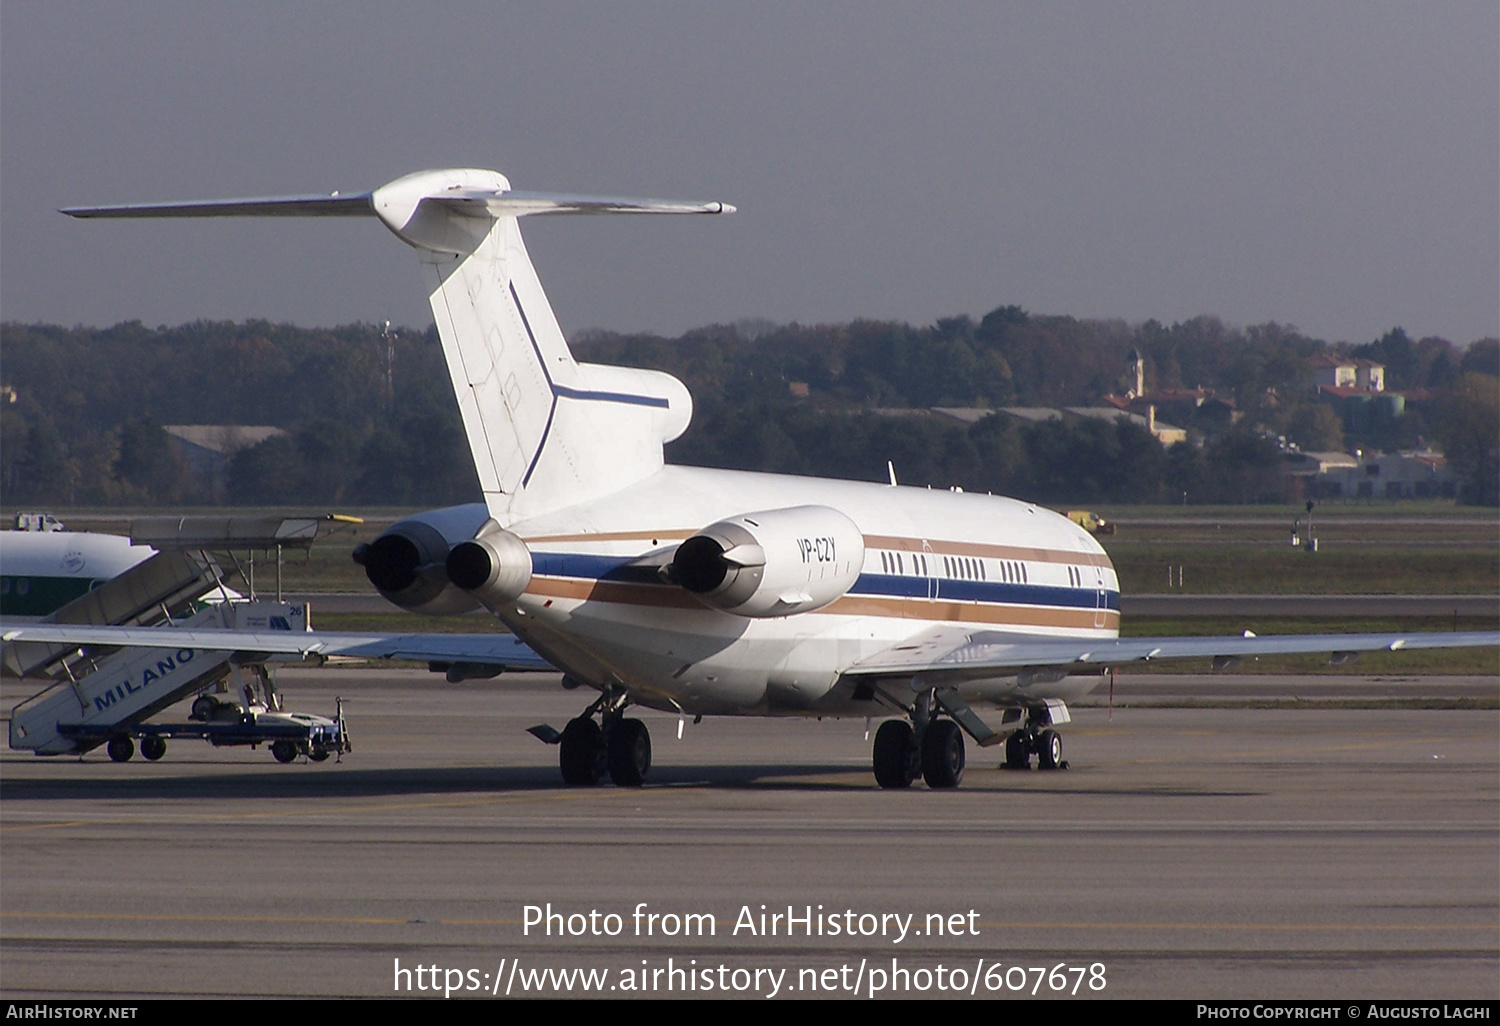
top-left (872, 720), bottom-right (917, 789)
top-left (559, 717), bottom-right (604, 786)
top-left (921, 719), bottom-right (965, 789)
top-left (1003, 730), bottom-right (1031, 770)
top-left (1036, 729), bottom-right (1063, 770)
top-left (308, 746), bottom-right (331, 763)
top-left (191, 695), bottom-right (217, 721)
top-left (607, 718), bottom-right (651, 787)
top-left (270, 740), bottom-right (299, 764)
top-left (140, 736), bottom-right (167, 761)
top-left (106, 736), bottom-right (134, 763)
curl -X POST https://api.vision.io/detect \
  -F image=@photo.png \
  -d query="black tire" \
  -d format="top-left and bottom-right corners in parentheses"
top-left (308, 747), bottom-right (331, 762)
top-left (872, 720), bottom-right (917, 789)
top-left (1003, 730), bottom-right (1031, 770)
top-left (270, 739), bottom-right (298, 764)
top-left (607, 718), bottom-right (651, 787)
top-left (140, 735), bottom-right (167, 761)
top-left (559, 717), bottom-right (604, 786)
top-left (191, 695), bottom-right (217, 721)
top-left (106, 736), bottom-right (134, 763)
top-left (921, 719), bottom-right (965, 789)
top-left (1036, 729), bottom-right (1063, 770)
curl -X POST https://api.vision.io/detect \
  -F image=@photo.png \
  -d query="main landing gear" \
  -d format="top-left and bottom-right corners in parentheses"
top-left (552, 687), bottom-right (652, 788)
top-left (872, 690), bottom-right (967, 789)
top-left (871, 693), bottom-right (1071, 787)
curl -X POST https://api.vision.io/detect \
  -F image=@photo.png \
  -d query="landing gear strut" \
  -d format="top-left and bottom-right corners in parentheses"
top-left (556, 687), bottom-right (652, 788)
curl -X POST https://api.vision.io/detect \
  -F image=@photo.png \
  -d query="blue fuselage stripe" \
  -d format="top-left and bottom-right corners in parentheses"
top-left (528, 552), bottom-right (1120, 611)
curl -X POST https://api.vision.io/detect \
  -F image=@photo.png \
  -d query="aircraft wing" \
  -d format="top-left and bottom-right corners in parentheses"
top-left (843, 625), bottom-right (1500, 686)
top-left (0, 622), bottom-right (553, 671)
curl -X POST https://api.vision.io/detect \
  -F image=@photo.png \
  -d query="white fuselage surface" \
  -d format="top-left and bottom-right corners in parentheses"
top-left (503, 466), bottom-right (1118, 716)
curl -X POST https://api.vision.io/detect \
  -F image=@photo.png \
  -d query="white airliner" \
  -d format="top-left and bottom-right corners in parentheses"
top-left (6, 168), bottom-right (1494, 789)
top-left (0, 528), bottom-right (153, 620)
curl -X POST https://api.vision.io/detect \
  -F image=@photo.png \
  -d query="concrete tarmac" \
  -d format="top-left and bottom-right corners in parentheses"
top-left (2, 669), bottom-right (1496, 1000)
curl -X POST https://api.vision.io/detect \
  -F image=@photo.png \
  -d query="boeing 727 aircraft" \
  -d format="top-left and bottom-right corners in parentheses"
top-left (7, 168), bottom-right (1494, 789)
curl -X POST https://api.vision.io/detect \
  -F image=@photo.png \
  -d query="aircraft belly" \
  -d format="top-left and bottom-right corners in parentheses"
top-left (518, 594), bottom-right (910, 713)
top-left (516, 589), bottom-right (1107, 718)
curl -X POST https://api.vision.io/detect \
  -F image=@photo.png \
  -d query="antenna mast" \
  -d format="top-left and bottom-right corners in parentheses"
top-left (381, 320), bottom-right (396, 406)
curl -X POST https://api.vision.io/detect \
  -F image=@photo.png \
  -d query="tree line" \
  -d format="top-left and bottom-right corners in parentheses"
top-left (1, 311), bottom-right (1495, 508)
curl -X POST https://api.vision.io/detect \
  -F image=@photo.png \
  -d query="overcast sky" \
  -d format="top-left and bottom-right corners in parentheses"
top-left (3, 2), bottom-right (1496, 346)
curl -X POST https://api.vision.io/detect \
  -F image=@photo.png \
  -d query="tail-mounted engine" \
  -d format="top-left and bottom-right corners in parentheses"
top-left (352, 503), bottom-right (491, 616)
top-left (671, 505), bottom-right (864, 618)
top-left (446, 522), bottom-right (533, 611)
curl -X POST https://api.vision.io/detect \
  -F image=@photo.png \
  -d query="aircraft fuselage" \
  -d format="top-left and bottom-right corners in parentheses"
top-left (501, 465), bottom-right (1119, 716)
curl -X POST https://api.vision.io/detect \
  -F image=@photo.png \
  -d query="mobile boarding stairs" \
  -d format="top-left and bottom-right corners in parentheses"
top-left (6, 516), bottom-right (352, 762)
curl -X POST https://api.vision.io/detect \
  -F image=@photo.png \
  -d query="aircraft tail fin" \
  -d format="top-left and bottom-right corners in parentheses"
top-left (65, 169), bottom-right (733, 523)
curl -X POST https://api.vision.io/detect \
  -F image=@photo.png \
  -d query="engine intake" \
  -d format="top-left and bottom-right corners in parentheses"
top-left (672, 505), bottom-right (864, 618)
top-left (352, 503), bottom-right (489, 616)
top-left (446, 524), bottom-right (532, 611)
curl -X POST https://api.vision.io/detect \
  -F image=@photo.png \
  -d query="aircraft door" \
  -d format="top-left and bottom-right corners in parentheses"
top-left (1094, 564), bottom-right (1107, 628)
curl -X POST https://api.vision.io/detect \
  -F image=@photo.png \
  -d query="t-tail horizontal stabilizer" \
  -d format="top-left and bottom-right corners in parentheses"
top-left (64, 169), bottom-right (734, 525)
